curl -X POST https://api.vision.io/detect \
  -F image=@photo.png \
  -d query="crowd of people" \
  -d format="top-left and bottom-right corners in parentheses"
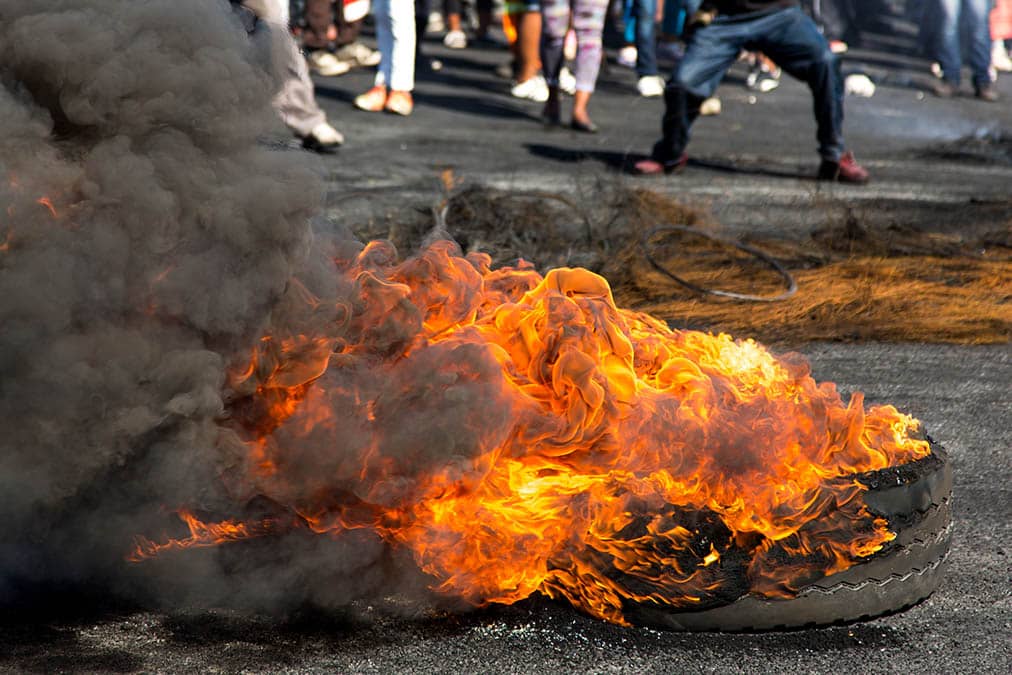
top-left (252, 0), bottom-right (1012, 183)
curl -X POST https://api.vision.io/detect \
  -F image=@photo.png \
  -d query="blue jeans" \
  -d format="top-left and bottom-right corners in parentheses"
top-left (934, 0), bottom-right (993, 88)
top-left (625, 0), bottom-right (659, 77)
top-left (652, 6), bottom-right (844, 163)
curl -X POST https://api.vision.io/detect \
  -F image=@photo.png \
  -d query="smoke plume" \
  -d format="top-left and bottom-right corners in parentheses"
top-left (0, 0), bottom-right (348, 608)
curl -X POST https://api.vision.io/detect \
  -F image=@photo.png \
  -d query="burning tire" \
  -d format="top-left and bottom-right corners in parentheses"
top-left (625, 441), bottom-right (952, 631)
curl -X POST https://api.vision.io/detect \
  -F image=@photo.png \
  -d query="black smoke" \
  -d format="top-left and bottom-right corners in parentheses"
top-left (0, 0), bottom-right (363, 609)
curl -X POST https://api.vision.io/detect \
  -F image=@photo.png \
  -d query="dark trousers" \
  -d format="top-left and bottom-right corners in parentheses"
top-left (934, 0), bottom-right (993, 88)
top-left (652, 6), bottom-right (845, 164)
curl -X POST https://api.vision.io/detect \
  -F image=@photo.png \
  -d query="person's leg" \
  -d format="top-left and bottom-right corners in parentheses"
top-left (518, 4), bottom-right (544, 83)
top-left (539, 0), bottom-right (569, 118)
top-left (475, 0), bottom-right (494, 38)
top-left (964, 0), bottom-right (994, 89)
top-left (415, 0), bottom-right (431, 59)
top-left (634, 0), bottom-right (658, 77)
top-left (755, 7), bottom-right (843, 162)
top-left (445, 0), bottom-right (463, 31)
top-left (934, 0), bottom-right (963, 85)
top-left (569, 0), bottom-right (608, 126)
top-left (373, 0), bottom-right (395, 87)
top-left (251, 4), bottom-right (343, 149)
top-left (275, 27), bottom-right (329, 135)
top-left (651, 22), bottom-right (743, 164)
top-left (389, 0), bottom-right (418, 91)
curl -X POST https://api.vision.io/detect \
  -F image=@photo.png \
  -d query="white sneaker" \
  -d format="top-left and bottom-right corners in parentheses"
top-left (310, 122), bottom-right (344, 146)
top-left (307, 50), bottom-right (351, 77)
top-left (443, 30), bottom-right (467, 49)
top-left (301, 121), bottom-right (344, 153)
top-left (617, 45), bottom-right (637, 69)
top-left (993, 41), bottom-right (1012, 72)
top-left (636, 75), bottom-right (665, 97)
top-left (559, 67), bottom-right (577, 95)
top-left (510, 75), bottom-right (549, 102)
top-left (699, 97), bottom-right (721, 116)
top-left (426, 11), bottom-right (444, 34)
top-left (844, 73), bottom-right (876, 97)
top-left (336, 42), bottom-right (381, 67)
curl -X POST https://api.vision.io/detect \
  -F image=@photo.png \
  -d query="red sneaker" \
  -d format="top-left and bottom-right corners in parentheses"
top-left (633, 153), bottom-right (688, 176)
top-left (817, 151), bottom-right (869, 184)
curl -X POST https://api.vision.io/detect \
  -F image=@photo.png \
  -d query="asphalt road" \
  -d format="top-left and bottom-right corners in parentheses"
top-left (4, 22), bottom-right (1011, 675)
top-left (3, 343), bottom-right (1008, 674)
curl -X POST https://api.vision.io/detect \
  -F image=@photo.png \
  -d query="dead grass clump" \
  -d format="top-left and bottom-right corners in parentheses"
top-left (370, 183), bottom-right (1011, 344)
top-left (608, 190), bottom-right (1011, 344)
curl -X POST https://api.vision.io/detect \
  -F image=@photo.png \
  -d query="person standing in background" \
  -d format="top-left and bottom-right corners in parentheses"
top-left (928, 0), bottom-right (998, 101)
top-left (239, 0), bottom-right (346, 151)
top-left (634, 1), bottom-right (869, 184)
top-left (622, 0), bottom-right (666, 97)
top-left (539, 0), bottom-right (609, 131)
top-left (354, 0), bottom-right (418, 114)
top-left (506, 0), bottom-right (550, 101)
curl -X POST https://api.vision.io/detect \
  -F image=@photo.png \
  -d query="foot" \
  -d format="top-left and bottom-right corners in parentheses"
top-left (558, 67), bottom-right (577, 96)
top-left (745, 65), bottom-right (780, 93)
top-left (301, 122), bottom-right (344, 154)
top-left (636, 75), bottom-right (665, 98)
top-left (354, 85), bottom-right (387, 112)
top-left (510, 75), bottom-right (549, 102)
top-left (975, 84), bottom-right (999, 102)
top-left (384, 90), bottom-right (414, 116)
top-left (307, 50), bottom-right (351, 77)
top-left (443, 30), bottom-right (467, 49)
top-left (570, 117), bottom-right (599, 134)
top-left (617, 45), bottom-right (637, 69)
top-left (699, 97), bottom-right (722, 116)
top-left (335, 42), bottom-right (381, 67)
top-left (817, 151), bottom-right (869, 184)
top-left (932, 80), bottom-right (957, 98)
top-left (633, 153), bottom-right (688, 176)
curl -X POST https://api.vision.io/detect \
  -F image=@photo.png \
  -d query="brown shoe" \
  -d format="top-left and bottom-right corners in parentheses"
top-left (354, 85), bottom-right (388, 112)
top-left (817, 151), bottom-right (869, 185)
top-left (932, 80), bottom-right (957, 98)
top-left (384, 90), bottom-right (414, 116)
top-left (975, 85), bottom-right (999, 102)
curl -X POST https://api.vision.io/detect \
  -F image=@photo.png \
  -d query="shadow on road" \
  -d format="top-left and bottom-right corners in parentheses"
top-left (526, 143), bottom-right (814, 180)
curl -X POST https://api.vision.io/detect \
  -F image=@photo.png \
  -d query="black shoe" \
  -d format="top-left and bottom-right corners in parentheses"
top-left (570, 118), bottom-right (599, 134)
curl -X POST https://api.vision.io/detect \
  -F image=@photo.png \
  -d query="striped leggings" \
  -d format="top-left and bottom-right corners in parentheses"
top-left (539, 0), bottom-right (608, 92)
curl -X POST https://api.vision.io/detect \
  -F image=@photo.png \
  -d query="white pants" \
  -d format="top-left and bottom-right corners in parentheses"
top-left (373, 0), bottom-right (416, 91)
top-left (243, 0), bottom-right (326, 137)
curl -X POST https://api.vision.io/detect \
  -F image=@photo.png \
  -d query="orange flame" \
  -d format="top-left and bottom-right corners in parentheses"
top-left (36, 196), bottom-right (57, 218)
top-left (132, 241), bottom-right (930, 625)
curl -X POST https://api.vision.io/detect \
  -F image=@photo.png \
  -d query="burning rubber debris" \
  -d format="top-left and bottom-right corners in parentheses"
top-left (132, 241), bottom-right (944, 628)
top-left (0, 0), bottom-right (951, 631)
